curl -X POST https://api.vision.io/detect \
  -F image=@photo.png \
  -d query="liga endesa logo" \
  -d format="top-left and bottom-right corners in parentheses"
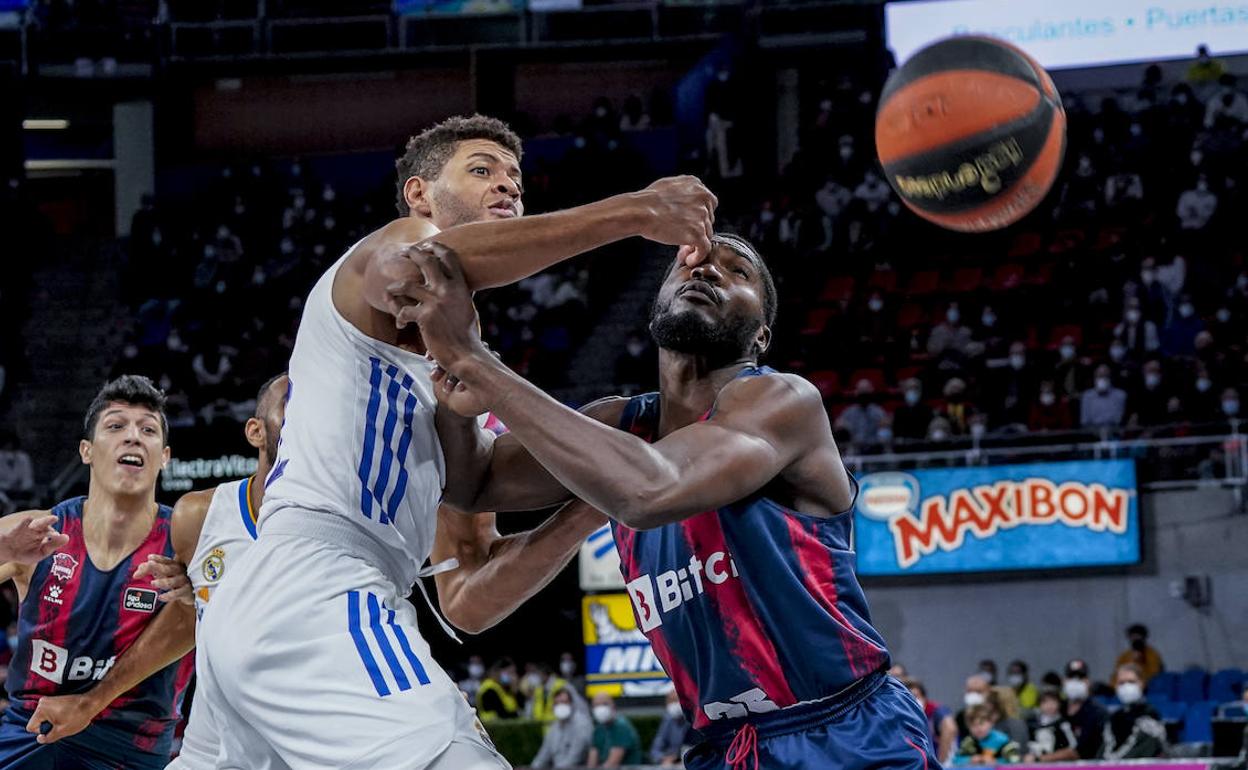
top-left (858, 472), bottom-right (1131, 568)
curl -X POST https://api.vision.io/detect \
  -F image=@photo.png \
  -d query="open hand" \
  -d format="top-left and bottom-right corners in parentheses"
top-left (635, 176), bottom-right (718, 264)
top-left (134, 554), bottom-right (194, 606)
top-left (0, 515), bottom-right (69, 566)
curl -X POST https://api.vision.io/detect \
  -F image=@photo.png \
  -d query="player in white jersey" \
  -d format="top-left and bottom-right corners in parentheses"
top-left (16, 374), bottom-right (288, 765)
top-left (194, 115), bottom-right (718, 769)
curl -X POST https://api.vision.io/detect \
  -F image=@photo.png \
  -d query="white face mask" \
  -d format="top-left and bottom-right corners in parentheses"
top-left (983, 312), bottom-right (997, 328)
top-left (970, 423), bottom-right (986, 439)
top-left (666, 702), bottom-right (684, 719)
top-left (1224, 400), bottom-right (1240, 416)
top-left (1110, 345), bottom-right (1126, 361)
top-left (1145, 373), bottom-right (1161, 389)
top-left (1116, 682), bottom-right (1143, 705)
top-left (1096, 377), bottom-right (1111, 393)
top-left (931, 430), bottom-right (948, 441)
top-left (1040, 392), bottom-right (1056, 406)
top-left (1217, 309), bottom-right (1231, 323)
top-left (904, 390), bottom-right (921, 406)
top-left (1008, 673), bottom-right (1025, 688)
top-left (1196, 378), bottom-right (1212, 393)
top-left (1063, 679), bottom-right (1089, 701)
top-left (553, 703), bottom-right (573, 721)
top-left (1126, 309), bottom-right (1142, 324)
top-left (1179, 304), bottom-right (1194, 318)
top-left (868, 298), bottom-right (884, 312)
top-left (1060, 345), bottom-right (1075, 360)
top-left (592, 705), bottom-right (614, 724)
top-left (964, 691), bottom-right (986, 707)
top-left (560, 661), bottom-right (576, 678)
top-left (468, 663), bottom-right (484, 679)
top-left (947, 309), bottom-right (961, 324)
top-left (1009, 354), bottom-right (1025, 370)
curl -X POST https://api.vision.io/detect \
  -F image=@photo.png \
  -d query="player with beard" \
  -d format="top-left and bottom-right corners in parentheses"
top-left (407, 232), bottom-right (941, 770)
top-left (194, 114), bottom-right (717, 769)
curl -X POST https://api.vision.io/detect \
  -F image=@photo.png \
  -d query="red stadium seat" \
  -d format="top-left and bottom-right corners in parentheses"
top-left (1007, 231), bottom-right (1043, 258)
top-left (802, 307), bottom-right (835, 335)
top-left (948, 267), bottom-right (984, 293)
top-left (819, 276), bottom-right (856, 303)
top-left (1048, 324), bottom-right (1083, 347)
top-left (894, 365), bottom-right (923, 384)
top-left (896, 303), bottom-right (927, 329)
top-left (991, 263), bottom-right (1025, 291)
top-left (1026, 262), bottom-right (1055, 286)
top-left (847, 368), bottom-right (886, 392)
top-left (807, 370), bottom-right (841, 398)
top-left (905, 270), bottom-right (941, 296)
top-left (868, 270), bottom-right (898, 293)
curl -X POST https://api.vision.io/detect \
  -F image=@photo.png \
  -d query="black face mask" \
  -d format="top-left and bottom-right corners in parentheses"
top-left (1131, 638), bottom-right (1146, 651)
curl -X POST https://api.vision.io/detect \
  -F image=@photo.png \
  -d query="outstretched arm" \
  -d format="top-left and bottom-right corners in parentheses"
top-left (24, 491), bottom-right (208, 744)
top-left (431, 501), bottom-right (606, 634)
top-left (0, 511), bottom-right (69, 567)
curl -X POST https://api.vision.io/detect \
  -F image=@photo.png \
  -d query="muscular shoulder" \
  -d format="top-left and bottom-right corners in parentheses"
top-left (712, 371), bottom-right (826, 427)
top-left (170, 488), bottom-right (215, 560)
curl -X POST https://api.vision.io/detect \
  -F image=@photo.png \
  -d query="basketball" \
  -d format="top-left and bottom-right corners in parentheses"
top-left (875, 35), bottom-right (1066, 233)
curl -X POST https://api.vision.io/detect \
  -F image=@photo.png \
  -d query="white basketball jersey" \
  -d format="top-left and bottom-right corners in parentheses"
top-left (260, 249), bottom-right (446, 590)
top-left (189, 477), bottom-right (259, 621)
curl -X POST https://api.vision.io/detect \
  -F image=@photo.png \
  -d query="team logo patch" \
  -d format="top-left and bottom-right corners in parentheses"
top-left (50, 553), bottom-right (78, 582)
top-left (123, 587), bottom-right (158, 613)
top-left (202, 548), bottom-right (226, 583)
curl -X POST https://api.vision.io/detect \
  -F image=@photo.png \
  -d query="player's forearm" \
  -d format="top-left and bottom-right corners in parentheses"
top-left (433, 194), bottom-right (647, 290)
top-left (435, 406), bottom-right (494, 511)
top-left (442, 501), bottom-right (604, 633)
top-left (455, 357), bottom-right (676, 528)
top-left (82, 602), bottom-right (196, 711)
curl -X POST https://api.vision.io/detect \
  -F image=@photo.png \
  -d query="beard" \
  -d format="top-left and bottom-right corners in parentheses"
top-left (430, 185), bottom-right (485, 228)
top-left (649, 300), bottom-right (759, 366)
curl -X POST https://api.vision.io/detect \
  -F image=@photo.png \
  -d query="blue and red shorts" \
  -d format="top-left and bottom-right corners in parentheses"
top-left (0, 707), bottom-right (170, 770)
top-left (684, 672), bottom-right (941, 770)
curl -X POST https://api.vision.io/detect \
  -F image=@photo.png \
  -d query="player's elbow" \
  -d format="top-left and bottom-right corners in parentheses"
top-left (439, 596), bottom-right (494, 635)
top-left (611, 484), bottom-right (683, 531)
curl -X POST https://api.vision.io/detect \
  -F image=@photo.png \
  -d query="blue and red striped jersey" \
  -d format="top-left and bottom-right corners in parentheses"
top-left (7, 496), bottom-right (190, 753)
top-left (611, 366), bottom-right (891, 730)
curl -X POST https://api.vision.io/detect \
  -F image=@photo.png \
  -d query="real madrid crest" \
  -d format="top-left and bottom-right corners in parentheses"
top-left (202, 548), bottom-right (226, 583)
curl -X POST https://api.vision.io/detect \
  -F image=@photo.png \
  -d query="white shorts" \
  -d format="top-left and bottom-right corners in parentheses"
top-left (195, 528), bottom-right (510, 770)
top-left (164, 685), bottom-right (222, 769)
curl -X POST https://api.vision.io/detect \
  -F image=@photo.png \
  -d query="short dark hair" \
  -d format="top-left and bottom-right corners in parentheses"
top-left (967, 704), bottom-right (995, 724)
top-left (904, 678), bottom-right (927, 697)
top-left (1127, 623), bottom-right (1148, 637)
top-left (83, 375), bottom-right (169, 445)
top-left (394, 114), bottom-right (523, 216)
top-left (255, 372), bottom-right (288, 417)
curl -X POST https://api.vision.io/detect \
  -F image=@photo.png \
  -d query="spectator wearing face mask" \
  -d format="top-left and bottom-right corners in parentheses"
top-left (588, 693), bottom-right (641, 767)
top-left (1221, 387), bottom-right (1242, 424)
top-left (957, 673), bottom-right (993, 739)
top-left (895, 379), bottom-right (934, 441)
top-left (834, 379), bottom-right (889, 449)
top-left (531, 686), bottom-right (593, 768)
top-left (1129, 360), bottom-right (1173, 428)
top-left (1007, 660), bottom-right (1039, 711)
top-left (1188, 364), bottom-right (1222, 422)
top-left (529, 663), bottom-right (572, 724)
top-left (1204, 74), bottom-right (1248, 128)
top-left (477, 658), bottom-right (523, 721)
top-left (955, 704), bottom-right (1022, 765)
top-left (649, 689), bottom-right (691, 766)
top-left (1221, 685), bottom-right (1248, 718)
top-left (1048, 660), bottom-right (1107, 761)
top-left (1177, 174), bottom-right (1219, 230)
top-left (1115, 298), bottom-right (1160, 359)
top-left (941, 378), bottom-right (972, 435)
top-left (1115, 624), bottom-right (1165, 684)
top-left (559, 652), bottom-right (582, 692)
top-left (1162, 295), bottom-right (1205, 358)
top-left (1030, 381), bottom-right (1074, 432)
top-left (1053, 337), bottom-right (1087, 399)
top-left (1026, 691), bottom-right (1079, 761)
top-left (459, 655), bottom-right (486, 705)
top-left (1102, 664), bottom-right (1167, 759)
top-left (1081, 366), bottom-right (1128, 430)
top-left (992, 342), bottom-right (1036, 427)
top-left (928, 303), bottom-right (975, 361)
top-left (906, 679), bottom-right (957, 764)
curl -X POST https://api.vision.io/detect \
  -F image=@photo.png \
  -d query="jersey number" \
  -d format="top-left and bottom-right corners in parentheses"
top-left (702, 687), bottom-right (780, 721)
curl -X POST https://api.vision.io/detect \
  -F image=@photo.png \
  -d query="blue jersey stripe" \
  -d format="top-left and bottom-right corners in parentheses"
top-left (370, 366), bottom-right (403, 521)
top-left (384, 384), bottom-right (419, 524)
top-left (385, 607), bottom-right (431, 686)
top-left (357, 359), bottom-right (384, 519)
top-left (347, 591), bottom-right (390, 697)
top-left (237, 476), bottom-right (257, 540)
top-left (367, 593), bottom-right (411, 692)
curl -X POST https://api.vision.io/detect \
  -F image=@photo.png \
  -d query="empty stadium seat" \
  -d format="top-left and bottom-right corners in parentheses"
top-left (868, 270), bottom-right (898, 293)
top-left (905, 270), bottom-right (941, 296)
top-left (948, 267), bottom-right (983, 293)
top-left (1147, 671), bottom-right (1179, 702)
top-left (802, 308), bottom-right (835, 336)
top-left (808, 370), bottom-right (841, 399)
top-left (1048, 324), bottom-right (1084, 348)
top-left (1181, 701), bottom-right (1217, 743)
top-left (1209, 669), bottom-right (1245, 703)
top-left (1179, 669), bottom-right (1210, 703)
top-left (991, 264), bottom-right (1025, 291)
top-left (819, 276), bottom-right (855, 303)
top-left (896, 303), bottom-right (927, 329)
top-left (846, 368), bottom-right (886, 392)
top-left (1156, 700), bottom-right (1187, 723)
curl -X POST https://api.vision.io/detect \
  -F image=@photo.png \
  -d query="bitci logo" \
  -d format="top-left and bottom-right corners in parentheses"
top-left (123, 587), bottom-right (158, 613)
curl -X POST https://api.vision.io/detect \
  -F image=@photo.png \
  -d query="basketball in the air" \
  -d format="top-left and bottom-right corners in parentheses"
top-left (875, 35), bottom-right (1066, 233)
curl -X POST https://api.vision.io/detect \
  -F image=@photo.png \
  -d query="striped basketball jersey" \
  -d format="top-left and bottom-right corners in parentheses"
top-left (263, 248), bottom-right (447, 589)
top-left (7, 497), bottom-right (189, 753)
top-left (611, 366), bottom-right (891, 731)
top-left (189, 477), bottom-right (258, 621)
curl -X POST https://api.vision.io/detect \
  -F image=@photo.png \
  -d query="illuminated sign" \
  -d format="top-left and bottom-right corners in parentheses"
top-left (854, 460), bottom-right (1139, 575)
top-left (581, 593), bottom-right (670, 698)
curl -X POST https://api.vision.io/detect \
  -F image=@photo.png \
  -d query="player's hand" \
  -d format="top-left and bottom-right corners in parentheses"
top-left (134, 554), bottom-right (194, 606)
top-left (0, 515), bottom-right (69, 566)
top-left (431, 366), bottom-right (489, 418)
top-left (26, 693), bottom-right (100, 744)
top-left (634, 176), bottom-right (717, 264)
top-left (376, 243), bottom-right (435, 325)
top-left (394, 242), bottom-right (489, 373)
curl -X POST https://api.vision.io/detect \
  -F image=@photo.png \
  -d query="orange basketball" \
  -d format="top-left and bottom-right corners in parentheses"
top-left (875, 35), bottom-right (1066, 233)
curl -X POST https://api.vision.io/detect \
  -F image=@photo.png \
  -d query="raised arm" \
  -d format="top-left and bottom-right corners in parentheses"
top-left (431, 501), bottom-right (605, 634)
top-left (24, 491), bottom-right (208, 744)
